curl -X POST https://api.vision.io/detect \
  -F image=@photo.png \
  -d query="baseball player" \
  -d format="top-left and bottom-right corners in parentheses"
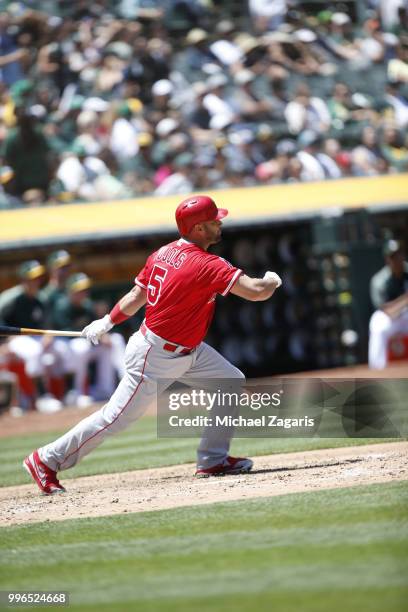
top-left (369, 239), bottom-right (408, 369)
top-left (52, 272), bottom-right (126, 403)
top-left (23, 195), bottom-right (282, 494)
top-left (0, 260), bottom-right (47, 386)
top-left (40, 250), bottom-right (72, 316)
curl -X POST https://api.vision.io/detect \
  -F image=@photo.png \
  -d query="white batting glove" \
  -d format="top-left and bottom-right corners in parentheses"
top-left (263, 271), bottom-right (282, 288)
top-left (81, 314), bottom-right (114, 345)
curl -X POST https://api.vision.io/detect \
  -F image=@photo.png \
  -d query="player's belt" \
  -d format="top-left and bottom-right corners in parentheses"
top-left (140, 323), bottom-right (194, 355)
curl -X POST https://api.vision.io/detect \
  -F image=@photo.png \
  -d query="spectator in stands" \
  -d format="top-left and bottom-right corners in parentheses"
top-left (175, 28), bottom-right (218, 81)
top-left (230, 69), bottom-right (274, 121)
top-left (0, 12), bottom-right (27, 86)
top-left (209, 20), bottom-right (242, 68)
top-left (380, 124), bottom-right (408, 171)
top-left (328, 82), bottom-right (355, 126)
top-left (296, 131), bottom-right (326, 181)
top-left (356, 17), bottom-right (386, 66)
top-left (75, 109), bottom-right (103, 157)
top-left (351, 126), bottom-right (387, 175)
top-left (164, 0), bottom-right (211, 37)
top-left (3, 106), bottom-right (51, 198)
top-left (285, 82), bottom-right (331, 135)
top-left (298, 28), bottom-right (338, 76)
top-left (109, 101), bottom-right (141, 162)
top-left (56, 143), bottom-right (129, 202)
top-left (325, 12), bottom-right (361, 63)
top-left (0, 1), bottom-right (406, 208)
top-left (318, 138), bottom-right (343, 179)
top-left (387, 37), bottom-right (408, 82)
top-left (154, 151), bottom-right (194, 195)
top-left (118, 1), bottom-right (164, 21)
top-left (236, 34), bottom-right (268, 72)
top-left (187, 82), bottom-right (211, 131)
top-left (385, 79), bottom-right (408, 129)
top-left (249, 0), bottom-right (288, 33)
top-left (203, 74), bottom-right (236, 130)
top-left (121, 131), bottom-right (154, 182)
top-left (255, 138), bottom-right (299, 184)
top-left (377, 0), bottom-right (407, 31)
top-left (369, 239), bottom-right (408, 369)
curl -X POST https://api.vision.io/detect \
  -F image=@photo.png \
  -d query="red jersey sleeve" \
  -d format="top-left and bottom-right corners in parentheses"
top-left (198, 255), bottom-right (242, 296)
top-left (135, 257), bottom-right (151, 290)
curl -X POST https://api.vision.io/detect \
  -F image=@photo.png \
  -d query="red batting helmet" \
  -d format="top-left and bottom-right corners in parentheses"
top-left (175, 195), bottom-right (228, 235)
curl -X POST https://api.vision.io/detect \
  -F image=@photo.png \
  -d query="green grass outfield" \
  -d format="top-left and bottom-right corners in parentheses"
top-left (0, 481), bottom-right (407, 612)
top-left (0, 414), bottom-right (402, 487)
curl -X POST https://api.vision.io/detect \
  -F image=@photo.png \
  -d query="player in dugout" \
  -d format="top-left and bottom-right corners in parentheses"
top-left (369, 239), bottom-right (408, 369)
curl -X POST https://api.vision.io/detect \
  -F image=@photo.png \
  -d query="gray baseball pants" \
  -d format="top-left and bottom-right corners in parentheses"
top-left (40, 325), bottom-right (244, 471)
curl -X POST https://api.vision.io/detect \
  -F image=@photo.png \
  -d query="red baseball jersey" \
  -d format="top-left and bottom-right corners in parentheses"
top-left (135, 238), bottom-right (242, 347)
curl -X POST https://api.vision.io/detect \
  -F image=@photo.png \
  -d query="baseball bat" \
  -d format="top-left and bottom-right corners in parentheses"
top-left (0, 325), bottom-right (82, 338)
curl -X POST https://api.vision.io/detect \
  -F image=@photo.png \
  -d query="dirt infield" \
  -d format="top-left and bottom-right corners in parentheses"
top-left (1, 442), bottom-right (406, 527)
top-left (1, 363), bottom-right (406, 527)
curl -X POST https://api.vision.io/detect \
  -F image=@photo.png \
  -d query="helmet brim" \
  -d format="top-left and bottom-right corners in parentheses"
top-left (216, 208), bottom-right (228, 220)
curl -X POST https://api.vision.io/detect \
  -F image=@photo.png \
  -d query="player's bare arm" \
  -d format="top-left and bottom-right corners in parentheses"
top-left (230, 272), bottom-right (282, 302)
top-left (116, 284), bottom-right (147, 316)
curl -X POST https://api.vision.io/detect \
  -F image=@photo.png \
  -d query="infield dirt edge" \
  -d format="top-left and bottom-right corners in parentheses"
top-left (1, 441), bottom-right (407, 527)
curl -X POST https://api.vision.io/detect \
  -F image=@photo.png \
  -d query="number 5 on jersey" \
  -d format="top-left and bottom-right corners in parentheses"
top-left (147, 265), bottom-right (168, 306)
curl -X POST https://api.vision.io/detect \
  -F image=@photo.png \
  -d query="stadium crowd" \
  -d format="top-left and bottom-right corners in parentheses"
top-left (0, 0), bottom-right (407, 208)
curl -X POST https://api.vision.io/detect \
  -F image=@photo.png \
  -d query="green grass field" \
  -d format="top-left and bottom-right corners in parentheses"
top-left (0, 481), bottom-right (407, 612)
top-left (1, 415), bottom-right (407, 612)
top-left (0, 414), bottom-right (401, 487)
